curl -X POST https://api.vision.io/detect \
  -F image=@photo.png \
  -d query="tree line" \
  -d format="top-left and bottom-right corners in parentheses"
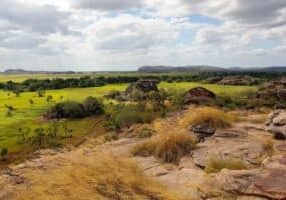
top-left (0, 72), bottom-right (285, 92)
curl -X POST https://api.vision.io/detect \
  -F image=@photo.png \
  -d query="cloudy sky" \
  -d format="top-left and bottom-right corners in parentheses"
top-left (0, 0), bottom-right (286, 71)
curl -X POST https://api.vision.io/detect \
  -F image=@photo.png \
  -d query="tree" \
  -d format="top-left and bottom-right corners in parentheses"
top-left (29, 99), bottom-right (34, 108)
top-left (46, 95), bottom-right (53, 104)
top-left (13, 89), bottom-right (21, 97)
top-left (37, 90), bottom-right (45, 97)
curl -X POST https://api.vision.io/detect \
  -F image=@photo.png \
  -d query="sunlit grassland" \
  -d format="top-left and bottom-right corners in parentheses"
top-left (0, 84), bottom-right (127, 152)
top-left (160, 82), bottom-right (257, 96)
top-left (0, 82), bottom-right (257, 153)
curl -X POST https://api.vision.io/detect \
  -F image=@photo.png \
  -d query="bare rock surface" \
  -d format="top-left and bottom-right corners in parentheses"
top-left (216, 155), bottom-right (286, 199)
top-left (266, 110), bottom-right (286, 139)
top-left (192, 129), bottom-right (266, 168)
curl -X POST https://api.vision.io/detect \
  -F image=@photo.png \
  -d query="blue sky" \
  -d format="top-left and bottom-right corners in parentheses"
top-left (0, 0), bottom-right (285, 71)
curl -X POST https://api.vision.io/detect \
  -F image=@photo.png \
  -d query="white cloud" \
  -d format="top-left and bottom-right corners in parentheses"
top-left (0, 0), bottom-right (285, 71)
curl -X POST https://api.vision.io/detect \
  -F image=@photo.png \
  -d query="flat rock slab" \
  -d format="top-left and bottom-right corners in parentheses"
top-left (192, 133), bottom-right (265, 168)
top-left (217, 155), bottom-right (286, 200)
top-left (135, 156), bottom-right (207, 200)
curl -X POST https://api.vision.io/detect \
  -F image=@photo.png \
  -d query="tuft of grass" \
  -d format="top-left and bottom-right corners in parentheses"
top-left (16, 155), bottom-right (183, 200)
top-left (180, 107), bottom-right (233, 129)
top-left (205, 156), bottom-right (247, 173)
top-left (132, 124), bottom-right (196, 164)
top-left (262, 138), bottom-right (275, 157)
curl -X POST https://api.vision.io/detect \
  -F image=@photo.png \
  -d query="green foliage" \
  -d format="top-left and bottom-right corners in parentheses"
top-left (46, 96), bottom-right (104, 119)
top-left (82, 96), bottom-right (104, 115)
top-left (46, 95), bottom-right (53, 104)
top-left (106, 103), bottom-right (155, 130)
top-left (104, 90), bottom-right (122, 101)
top-left (1, 148), bottom-right (8, 157)
top-left (37, 90), bottom-right (46, 97)
top-left (46, 101), bottom-right (85, 119)
top-left (114, 111), bottom-right (154, 129)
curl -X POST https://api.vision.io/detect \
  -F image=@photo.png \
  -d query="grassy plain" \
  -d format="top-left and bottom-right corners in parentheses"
top-left (0, 80), bottom-right (257, 154)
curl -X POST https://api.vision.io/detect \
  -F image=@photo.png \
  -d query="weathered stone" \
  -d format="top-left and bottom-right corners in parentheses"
top-left (266, 110), bottom-right (286, 139)
top-left (258, 77), bottom-right (286, 102)
top-left (219, 75), bottom-right (259, 86)
top-left (216, 155), bottom-right (286, 200)
top-left (184, 87), bottom-right (216, 104)
top-left (125, 79), bottom-right (159, 94)
top-left (192, 132), bottom-right (265, 168)
top-left (190, 124), bottom-right (216, 141)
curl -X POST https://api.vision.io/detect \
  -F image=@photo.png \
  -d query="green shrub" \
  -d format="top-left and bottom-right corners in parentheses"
top-left (46, 101), bottom-right (85, 119)
top-left (114, 111), bottom-right (154, 128)
top-left (105, 90), bottom-right (122, 101)
top-left (46, 97), bottom-right (103, 119)
top-left (83, 96), bottom-right (104, 115)
top-left (105, 103), bottom-right (156, 130)
top-left (1, 148), bottom-right (8, 160)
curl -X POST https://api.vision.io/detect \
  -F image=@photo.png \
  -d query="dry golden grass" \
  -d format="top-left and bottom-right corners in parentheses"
top-left (205, 156), bottom-right (247, 173)
top-left (180, 107), bottom-right (233, 129)
top-left (262, 138), bottom-right (275, 157)
top-left (132, 123), bottom-right (196, 164)
top-left (16, 155), bottom-right (183, 200)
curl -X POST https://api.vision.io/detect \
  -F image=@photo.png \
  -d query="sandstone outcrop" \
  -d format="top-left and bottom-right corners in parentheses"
top-left (184, 87), bottom-right (216, 104)
top-left (266, 110), bottom-right (286, 139)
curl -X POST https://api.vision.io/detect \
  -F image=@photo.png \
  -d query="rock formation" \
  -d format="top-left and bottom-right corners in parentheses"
top-left (184, 87), bottom-right (216, 104)
top-left (125, 79), bottom-right (159, 94)
top-left (258, 77), bottom-right (286, 102)
top-left (219, 75), bottom-right (259, 85)
top-left (266, 110), bottom-right (286, 139)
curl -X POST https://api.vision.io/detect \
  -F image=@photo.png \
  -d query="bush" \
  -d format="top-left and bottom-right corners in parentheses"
top-left (114, 111), bottom-right (154, 129)
top-left (104, 90), bottom-right (122, 101)
top-left (82, 96), bottom-right (104, 115)
top-left (205, 156), bottom-right (247, 173)
top-left (46, 97), bottom-right (103, 119)
top-left (105, 103), bottom-right (156, 130)
top-left (180, 107), bottom-right (233, 129)
top-left (1, 148), bottom-right (8, 160)
top-left (46, 101), bottom-right (85, 119)
top-left (132, 125), bottom-right (196, 164)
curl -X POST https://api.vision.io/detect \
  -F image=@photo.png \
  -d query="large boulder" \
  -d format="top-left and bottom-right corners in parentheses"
top-left (125, 79), bottom-right (159, 94)
top-left (190, 124), bottom-right (216, 142)
top-left (184, 87), bottom-right (216, 104)
top-left (124, 79), bottom-right (159, 101)
top-left (266, 110), bottom-right (286, 139)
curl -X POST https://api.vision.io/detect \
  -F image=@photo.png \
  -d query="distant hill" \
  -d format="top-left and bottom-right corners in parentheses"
top-left (138, 66), bottom-right (226, 73)
top-left (138, 66), bottom-right (286, 73)
top-left (2, 69), bottom-right (75, 75)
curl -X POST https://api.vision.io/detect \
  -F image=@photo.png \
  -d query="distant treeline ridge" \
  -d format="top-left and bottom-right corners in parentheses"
top-left (0, 71), bottom-right (285, 92)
